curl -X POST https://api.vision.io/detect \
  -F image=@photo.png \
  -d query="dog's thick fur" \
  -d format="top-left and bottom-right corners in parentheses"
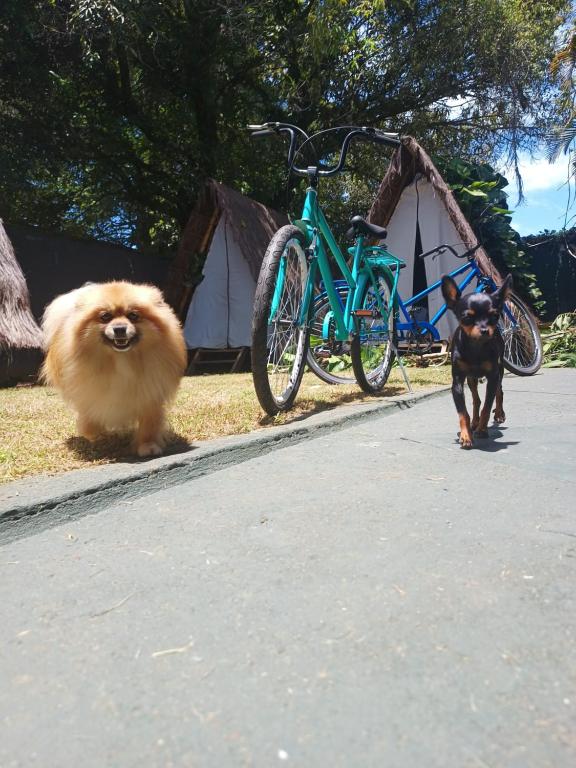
top-left (41, 281), bottom-right (187, 457)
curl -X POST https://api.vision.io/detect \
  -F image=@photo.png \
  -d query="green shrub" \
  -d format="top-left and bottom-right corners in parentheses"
top-left (434, 156), bottom-right (544, 313)
top-left (542, 312), bottom-right (576, 367)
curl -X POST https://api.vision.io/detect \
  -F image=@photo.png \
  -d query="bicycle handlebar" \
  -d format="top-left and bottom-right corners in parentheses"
top-left (418, 243), bottom-right (482, 261)
top-left (247, 122), bottom-right (310, 175)
top-left (247, 122), bottom-right (401, 178)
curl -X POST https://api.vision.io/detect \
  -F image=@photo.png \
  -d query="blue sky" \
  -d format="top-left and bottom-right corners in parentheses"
top-left (439, 97), bottom-right (575, 237)
top-left (499, 152), bottom-right (574, 237)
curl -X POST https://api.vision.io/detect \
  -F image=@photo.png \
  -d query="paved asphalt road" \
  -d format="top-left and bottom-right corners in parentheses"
top-left (1, 369), bottom-right (575, 768)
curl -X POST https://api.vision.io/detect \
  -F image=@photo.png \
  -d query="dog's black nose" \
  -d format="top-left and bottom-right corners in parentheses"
top-left (112, 324), bottom-right (128, 338)
top-left (480, 327), bottom-right (489, 336)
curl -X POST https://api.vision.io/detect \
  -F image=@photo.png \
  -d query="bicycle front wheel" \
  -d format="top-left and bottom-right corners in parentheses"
top-left (350, 269), bottom-right (397, 394)
top-left (500, 291), bottom-right (543, 376)
top-left (251, 225), bottom-right (309, 415)
top-left (307, 285), bottom-right (356, 385)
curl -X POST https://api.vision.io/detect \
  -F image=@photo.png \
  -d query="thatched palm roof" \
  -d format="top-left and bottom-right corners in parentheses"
top-left (165, 180), bottom-right (288, 316)
top-left (0, 219), bottom-right (43, 384)
top-left (369, 136), bottom-right (503, 283)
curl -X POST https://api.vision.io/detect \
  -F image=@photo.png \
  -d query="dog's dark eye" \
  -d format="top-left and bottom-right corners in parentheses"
top-left (461, 315), bottom-right (474, 325)
top-left (488, 313), bottom-right (499, 325)
top-left (127, 311), bottom-right (140, 322)
top-left (99, 311), bottom-right (113, 323)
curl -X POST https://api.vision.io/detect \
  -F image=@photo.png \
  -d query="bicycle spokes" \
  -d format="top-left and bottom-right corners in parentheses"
top-left (499, 302), bottom-right (536, 370)
top-left (265, 244), bottom-right (308, 402)
top-left (351, 272), bottom-right (397, 392)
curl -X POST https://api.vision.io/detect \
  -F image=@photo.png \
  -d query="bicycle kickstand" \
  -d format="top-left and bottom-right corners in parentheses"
top-left (391, 341), bottom-right (413, 394)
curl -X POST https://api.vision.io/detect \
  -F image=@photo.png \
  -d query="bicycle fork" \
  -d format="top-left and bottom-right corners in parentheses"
top-left (268, 235), bottom-right (317, 328)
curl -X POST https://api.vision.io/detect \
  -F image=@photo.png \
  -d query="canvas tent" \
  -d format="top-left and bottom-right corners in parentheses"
top-left (369, 137), bottom-right (503, 341)
top-left (0, 219), bottom-right (43, 385)
top-left (165, 180), bottom-right (287, 363)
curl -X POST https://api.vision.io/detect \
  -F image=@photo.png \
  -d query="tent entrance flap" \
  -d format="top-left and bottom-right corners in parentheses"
top-left (184, 216), bottom-right (257, 349)
top-left (383, 177), bottom-right (463, 340)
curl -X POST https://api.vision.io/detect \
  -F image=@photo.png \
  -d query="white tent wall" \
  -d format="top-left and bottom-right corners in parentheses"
top-left (184, 215), bottom-right (256, 349)
top-left (382, 178), bottom-right (418, 309)
top-left (383, 175), bottom-right (468, 341)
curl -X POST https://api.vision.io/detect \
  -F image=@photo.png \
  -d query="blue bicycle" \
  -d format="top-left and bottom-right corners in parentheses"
top-left (308, 242), bottom-right (543, 384)
top-left (307, 243), bottom-right (542, 384)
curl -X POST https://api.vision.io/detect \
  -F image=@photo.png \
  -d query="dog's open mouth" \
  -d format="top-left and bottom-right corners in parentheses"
top-left (112, 338), bottom-right (132, 351)
top-left (103, 335), bottom-right (139, 352)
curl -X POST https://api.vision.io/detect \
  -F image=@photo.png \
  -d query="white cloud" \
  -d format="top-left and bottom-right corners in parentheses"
top-left (509, 154), bottom-right (571, 193)
top-left (501, 152), bottom-right (574, 234)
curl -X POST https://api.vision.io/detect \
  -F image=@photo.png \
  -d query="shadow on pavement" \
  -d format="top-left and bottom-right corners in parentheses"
top-left (257, 385), bottom-right (407, 427)
top-left (454, 425), bottom-right (520, 452)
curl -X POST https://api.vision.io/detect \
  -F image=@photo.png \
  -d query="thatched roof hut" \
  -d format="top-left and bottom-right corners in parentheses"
top-left (0, 219), bottom-right (43, 385)
top-left (368, 137), bottom-right (504, 340)
top-left (164, 179), bottom-right (287, 320)
top-left (369, 136), bottom-right (502, 282)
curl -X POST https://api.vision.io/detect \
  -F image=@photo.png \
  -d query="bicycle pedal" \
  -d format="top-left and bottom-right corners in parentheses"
top-left (353, 309), bottom-right (379, 318)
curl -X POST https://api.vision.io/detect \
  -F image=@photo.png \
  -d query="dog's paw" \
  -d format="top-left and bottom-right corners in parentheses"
top-left (458, 431), bottom-right (474, 449)
top-left (493, 408), bottom-right (506, 424)
top-left (77, 416), bottom-right (104, 441)
top-left (136, 441), bottom-right (163, 458)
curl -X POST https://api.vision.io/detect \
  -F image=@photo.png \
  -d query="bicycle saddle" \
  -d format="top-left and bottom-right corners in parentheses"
top-left (346, 215), bottom-right (387, 240)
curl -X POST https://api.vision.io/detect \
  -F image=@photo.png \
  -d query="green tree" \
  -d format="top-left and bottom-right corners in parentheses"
top-left (434, 156), bottom-right (543, 309)
top-left (546, 11), bottom-right (576, 180)
top-left (0, 0), bottom-right (570, 253)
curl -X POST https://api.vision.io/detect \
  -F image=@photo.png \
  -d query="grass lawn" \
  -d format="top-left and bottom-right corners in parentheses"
top-left (0, 366), bottom-right (451, 485)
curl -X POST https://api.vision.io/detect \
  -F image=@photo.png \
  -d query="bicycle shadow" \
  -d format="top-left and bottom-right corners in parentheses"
top-left (257, 384), bottom-right (408, 426)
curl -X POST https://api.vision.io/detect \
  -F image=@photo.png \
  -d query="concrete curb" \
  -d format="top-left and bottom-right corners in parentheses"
top-left (0, 385), bottom-right (450, 544)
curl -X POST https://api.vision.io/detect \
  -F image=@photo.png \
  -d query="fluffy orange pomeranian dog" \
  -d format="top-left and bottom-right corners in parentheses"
top-left (41, 281), bottom-right (187, 457)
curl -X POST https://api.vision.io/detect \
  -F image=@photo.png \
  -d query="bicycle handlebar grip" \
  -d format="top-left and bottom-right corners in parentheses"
top-left (371, 129), bottom-right (402, 147)
top-left (248, 128), bottom-right (276, 138)
top-left (465, 243), bottom-right (482, 258)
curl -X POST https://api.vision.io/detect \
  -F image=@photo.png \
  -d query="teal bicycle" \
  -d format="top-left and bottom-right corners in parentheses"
top-left (248, 122), bottom-right (403, 415)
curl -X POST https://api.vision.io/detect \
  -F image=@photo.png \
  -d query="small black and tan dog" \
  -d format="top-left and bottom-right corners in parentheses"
top-left (441, 274), bottom-right (512, 448)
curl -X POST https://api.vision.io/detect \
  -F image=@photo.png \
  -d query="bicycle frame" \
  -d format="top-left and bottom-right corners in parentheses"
top-left (314, 253), bottom-right (522, 346)
top-left (397, 258), bottom-right (493, 341)
top-left (271, 186), bottom-right (399, 342)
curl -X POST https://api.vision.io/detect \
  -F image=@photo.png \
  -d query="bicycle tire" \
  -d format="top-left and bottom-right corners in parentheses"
top-left (499, 291), bottom-right (543, 376)
top-left (350, 268), bottom-right (397, 393)
top-left (251, 225), bottom-right (310, 415)
top-left (307, 285), bottom-right (356, 385)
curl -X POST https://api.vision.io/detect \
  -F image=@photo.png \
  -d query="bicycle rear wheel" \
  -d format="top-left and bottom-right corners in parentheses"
top-left (251, 225), bottom-right (309, 415)
top-left (500, 291), bottom-right (543, 375)
top-left (350, 269), bottom-right (397, 393)
top-left (307, 285), bottom-right (356, 385)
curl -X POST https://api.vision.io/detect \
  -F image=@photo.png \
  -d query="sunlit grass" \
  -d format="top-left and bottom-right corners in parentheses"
top-left (0, 366), bottom-right (450, 484)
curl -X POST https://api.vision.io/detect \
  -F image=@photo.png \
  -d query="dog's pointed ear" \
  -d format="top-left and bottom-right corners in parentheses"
top-left (490, 274), bottom-right (513, 309)
top-left (441, 275), bottom-right (461, 309)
